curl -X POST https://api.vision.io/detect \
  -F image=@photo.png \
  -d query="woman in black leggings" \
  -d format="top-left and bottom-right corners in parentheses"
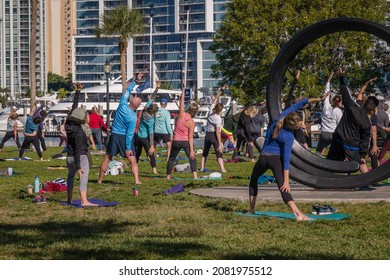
top-left (248, 97), bottom-right (320, 220)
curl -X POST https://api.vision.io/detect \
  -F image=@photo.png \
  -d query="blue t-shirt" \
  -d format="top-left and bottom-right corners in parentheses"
top-left (111, 81), bottom-right (137, 151)
top-left (262, 98), bottom-right (308, 170)
top-left (24, 115), bottom-right (38, 134)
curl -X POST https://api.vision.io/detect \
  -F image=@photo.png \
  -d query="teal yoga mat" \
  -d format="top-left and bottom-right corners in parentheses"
top-left (235, 211), bottom-right (350, 220)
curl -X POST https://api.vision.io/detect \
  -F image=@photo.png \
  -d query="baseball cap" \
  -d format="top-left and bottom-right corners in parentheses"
top-left (161, 98), bottom-right (167, 104)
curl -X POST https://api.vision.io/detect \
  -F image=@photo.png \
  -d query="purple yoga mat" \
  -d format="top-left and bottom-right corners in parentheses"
top-left (60, 198), bottom-right (119, 208)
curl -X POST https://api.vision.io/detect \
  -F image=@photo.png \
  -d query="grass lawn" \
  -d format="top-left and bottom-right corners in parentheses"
top-left (0, 146), bottom-right (389, 260)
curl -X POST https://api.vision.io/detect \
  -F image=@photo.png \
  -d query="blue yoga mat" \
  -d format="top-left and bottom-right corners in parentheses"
top-left (60, 198), bottom-right (119, 208)
top-left (235, 211), bottom-right (350, 220)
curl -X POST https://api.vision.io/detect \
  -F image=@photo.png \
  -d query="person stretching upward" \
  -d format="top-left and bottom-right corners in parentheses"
top-left (200, 85), bottom-right (227, 172)
top-left (98, 75), bottom-right (143, 185)
top-left (315, 71), bottom-right (343, 156)
top-left (327, 68), bottom-right (379, 173)
top-left (248, 97), bottom-right (320, 220)
top-left (166, 87), bottom-right (199, 180)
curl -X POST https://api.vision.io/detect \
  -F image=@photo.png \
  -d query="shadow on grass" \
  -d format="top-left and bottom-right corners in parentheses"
top-left (224, 250), bottom-right (353, 260)
top-left (0, 221), bottom-right (215, 259)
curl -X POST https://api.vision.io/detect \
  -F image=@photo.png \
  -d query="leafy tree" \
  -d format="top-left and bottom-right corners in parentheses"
top-left (48, 72), bottom-right (73, 91)
top-left (95, 6), bottom-right (145, 91)
top-left (210, 0), bottom-right (390, 104)
top-left (57, 88), bottom-right (69, 101)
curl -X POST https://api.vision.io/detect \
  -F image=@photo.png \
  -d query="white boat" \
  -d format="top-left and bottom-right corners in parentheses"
top-left (0, 96), bottom-right (57, 132)
top-left (46, 80), bottom-right (181, 136)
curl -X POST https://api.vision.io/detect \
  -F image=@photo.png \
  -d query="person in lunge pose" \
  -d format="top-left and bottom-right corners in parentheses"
top-left (166, 87), bottom-right (199, 180)
top-left (247, 97), bottom-right (320, 220)
top-left (98, 75), bottom-right (143, 185)
top-left (0, 112), bottom-right (21, 152)
top-left (19, 103), bottom-right (43, 161)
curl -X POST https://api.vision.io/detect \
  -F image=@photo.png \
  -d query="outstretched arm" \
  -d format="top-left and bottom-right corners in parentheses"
top-left (357, 77), bottom-right (377, 101)
top-left (71, 82), bottom-right (83, 113)
top-left (213, 84), bottom-right (226, 105)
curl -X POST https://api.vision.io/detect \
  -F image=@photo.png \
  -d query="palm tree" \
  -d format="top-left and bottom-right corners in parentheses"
top-left (29, 0), bottom-right (38, 108)
top-left (95, 6), bottom-right (145, 91)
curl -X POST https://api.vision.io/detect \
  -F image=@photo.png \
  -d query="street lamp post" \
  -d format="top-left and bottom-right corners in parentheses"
top-left (149, 4), bottom-right (154, 87)
top-left (103, 60), bottom-right (112, 141)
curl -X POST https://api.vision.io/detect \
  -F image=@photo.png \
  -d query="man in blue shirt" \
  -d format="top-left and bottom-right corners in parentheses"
top-left (98, 76), bottom-right (143, 184)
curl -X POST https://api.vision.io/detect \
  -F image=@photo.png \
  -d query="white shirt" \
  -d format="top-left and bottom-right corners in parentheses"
top-left (321, 82), bottom-right (343, 133)
top-left (206, 104), bottom-right (222, 133)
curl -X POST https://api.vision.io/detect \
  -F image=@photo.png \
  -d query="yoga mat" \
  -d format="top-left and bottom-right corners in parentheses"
top-left (172, 177), bottom-right (222, 181)
top-left (4, 157), bottom-right (32, 161)
top-left (60, 198), bottom-right (119, 208)
top-left (235, 211), bottom-right (350, 220)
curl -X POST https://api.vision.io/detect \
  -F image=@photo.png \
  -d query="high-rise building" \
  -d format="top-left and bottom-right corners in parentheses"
top-left (47, 0), bottom-right (74, 78)
top-left (74, 0), bottom-right (230, 91)
top-left (0, 0), bottom-right (47, 99)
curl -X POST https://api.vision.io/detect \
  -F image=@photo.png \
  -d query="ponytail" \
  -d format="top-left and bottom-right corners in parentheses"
top-left (272, 117), bottom-right (285, 139)
top-left (272, 112), bottom-right (302, 139)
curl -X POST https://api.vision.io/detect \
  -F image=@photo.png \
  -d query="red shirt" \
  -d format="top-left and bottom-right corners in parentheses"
top-left (89, 112), bottom-right (108, 130)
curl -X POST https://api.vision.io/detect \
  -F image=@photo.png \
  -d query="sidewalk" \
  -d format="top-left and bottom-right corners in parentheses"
top-left (190, 183), bottom-right (390, 203)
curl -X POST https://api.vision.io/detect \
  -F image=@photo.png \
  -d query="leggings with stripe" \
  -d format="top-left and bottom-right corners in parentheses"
top-left (249, 154), bottom-right (293, 204)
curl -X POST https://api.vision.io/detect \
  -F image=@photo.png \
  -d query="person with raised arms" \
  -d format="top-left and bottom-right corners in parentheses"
top-left (98, 74), bottom-right (143, 185)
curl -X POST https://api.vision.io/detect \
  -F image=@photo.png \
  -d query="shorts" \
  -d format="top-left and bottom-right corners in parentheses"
top-left (327, 137), bottom-right (360, 163)
top-left (154, 133), bottom-right (171, 144)
top-left (106, 133), bottom-right (135, 158)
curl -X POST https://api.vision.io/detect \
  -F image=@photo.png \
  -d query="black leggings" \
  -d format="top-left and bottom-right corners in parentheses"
top-left (0, 131), bottom-right (21, 149)
top-left (167, 140), bottom-right (197, 175)
top-left (202, 132), bottom-right (223, 159)
top-left (19, 136), bottom-right (42, 159)
top-left (135, 135), bottom-right (156, 168)
top-left (37, 126), bottom-right (47, 151)
top-left (234, 131), bottom-right (254, 159)
top-left (249, 154), bottom-right (293, 204)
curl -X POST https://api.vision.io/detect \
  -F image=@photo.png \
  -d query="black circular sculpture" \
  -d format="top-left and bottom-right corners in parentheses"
top-left (265, 17), bottom-right (390, 189)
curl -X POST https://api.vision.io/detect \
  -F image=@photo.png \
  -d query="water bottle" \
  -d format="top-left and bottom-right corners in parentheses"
top-left (34, 176), bottom-right (40, 193)
top-left (133, 187), bottom-right (139, 196)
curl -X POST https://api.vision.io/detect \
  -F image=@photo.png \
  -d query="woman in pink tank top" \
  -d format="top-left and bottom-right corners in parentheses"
top-left (167, 88), bottom-right (199, 179)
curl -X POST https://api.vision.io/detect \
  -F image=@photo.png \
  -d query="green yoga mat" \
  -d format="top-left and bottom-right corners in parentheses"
top-left (235, 211), bottom-right (350, 220)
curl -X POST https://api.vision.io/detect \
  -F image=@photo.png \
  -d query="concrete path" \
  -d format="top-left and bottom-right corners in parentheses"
top-left (190, 183), bottom-right (390, 203)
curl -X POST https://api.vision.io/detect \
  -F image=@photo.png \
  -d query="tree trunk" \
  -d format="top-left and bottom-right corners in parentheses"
top-left (29, 0), bottom-right (38, 109)
top-left (119, 41), bottom-right (128, 92)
